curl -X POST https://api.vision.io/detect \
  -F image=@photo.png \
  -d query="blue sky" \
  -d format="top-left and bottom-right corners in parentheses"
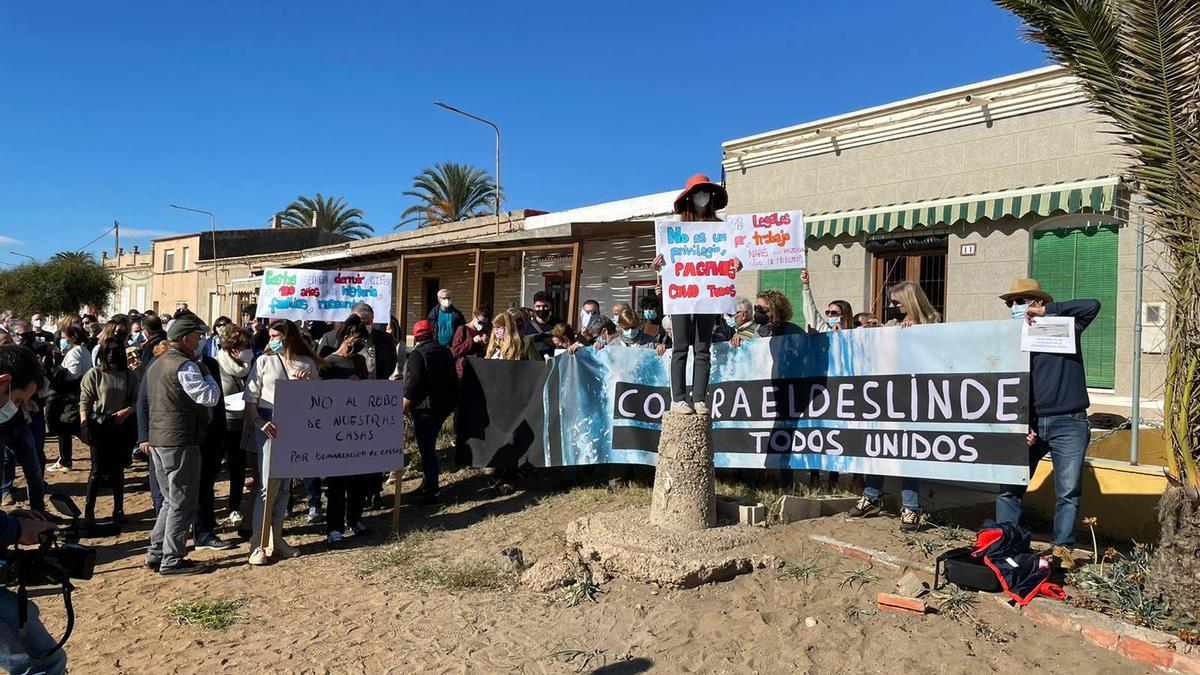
top-left (0, 1), bottom-right (1046, 262)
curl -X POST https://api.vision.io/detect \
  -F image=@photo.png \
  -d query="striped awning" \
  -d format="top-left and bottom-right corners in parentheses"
top-left (806, 176), bottom-right (1120, 239)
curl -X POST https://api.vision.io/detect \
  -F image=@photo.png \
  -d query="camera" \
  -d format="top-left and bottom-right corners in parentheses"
top-left (1, 494), bottom-right (96, 586)
top-left (0, 494), bottom-right (96, 659)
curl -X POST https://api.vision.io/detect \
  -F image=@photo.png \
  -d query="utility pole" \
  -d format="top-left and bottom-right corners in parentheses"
top-left (114, 220), bottom-right (120, 258)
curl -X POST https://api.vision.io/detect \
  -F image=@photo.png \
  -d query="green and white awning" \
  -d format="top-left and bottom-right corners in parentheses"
top-left (806, 176), bottom-right (1120, 239)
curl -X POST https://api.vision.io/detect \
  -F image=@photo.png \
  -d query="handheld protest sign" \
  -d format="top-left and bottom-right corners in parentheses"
top-left (268, 379), bottom-right (407, 479)
top-left (255, 268), bottom-right (393, 322)
top-left (654, 219), bottom-right (738, 315)
top-left (728, 210), bottom-right (807, 271)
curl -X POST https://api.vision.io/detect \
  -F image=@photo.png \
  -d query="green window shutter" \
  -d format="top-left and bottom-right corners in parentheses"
top-left (759, 269), bottom-right (804, 315)
top-left (1032, 225), bottom-right (1119, 389)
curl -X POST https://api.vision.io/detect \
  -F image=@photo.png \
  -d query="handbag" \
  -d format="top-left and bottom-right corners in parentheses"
top-left (934, 546), bottom-right (1001, 593)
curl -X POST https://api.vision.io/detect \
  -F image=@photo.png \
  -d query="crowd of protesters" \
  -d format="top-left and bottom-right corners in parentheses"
top-left (0, 178), bottom-right (1100, 577)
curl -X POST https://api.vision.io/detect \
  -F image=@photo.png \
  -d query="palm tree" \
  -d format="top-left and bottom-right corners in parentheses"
top-left (396, 162), bottom-right (499, 229)
top-left (996, 0), bottom-right (1200, 617)
top-left (278, 194), bottom-right (374, 239)
top-left (52, 251), bottom-right (94, 263)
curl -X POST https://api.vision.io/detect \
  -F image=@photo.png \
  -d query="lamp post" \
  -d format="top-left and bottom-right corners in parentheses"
top-left (169, 203), bottom-right (220, 320)
top-left (434, 101), bottom-right (502, 233)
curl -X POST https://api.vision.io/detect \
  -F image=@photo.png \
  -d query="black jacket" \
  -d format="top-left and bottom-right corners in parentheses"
top-left (1031, 299), bottom-right (1100, 417)
top-left (138, 333), bottom-right (167, 376)
top-left (403, 339), bottom-right (459, 416)
top-left (427, 305), bottom-right (467, 347)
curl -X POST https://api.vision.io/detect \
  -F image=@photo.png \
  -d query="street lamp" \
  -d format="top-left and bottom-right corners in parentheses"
top-left (169, 203), bottom-right (220, 319)
top-left (434, 101), bottom-right (502, 233)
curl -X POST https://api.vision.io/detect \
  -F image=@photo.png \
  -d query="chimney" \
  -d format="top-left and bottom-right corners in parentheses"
top-left (311, 211), bottom-right (318, 229)
top-left (271, 214), bottom-right (281, 229)
top-left (132, 245), bottom-right (139, 254)
top-left (116, 247), bottom-right (123, 257)
top-left (101, 251), bottom-right (108, 260)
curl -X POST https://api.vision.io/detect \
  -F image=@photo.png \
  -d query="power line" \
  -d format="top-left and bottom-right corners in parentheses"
top-left (75, 222), bottom-right (118, 253)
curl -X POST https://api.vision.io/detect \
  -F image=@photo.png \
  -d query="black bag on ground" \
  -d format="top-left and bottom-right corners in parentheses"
top-left (934, 546), bottom-right (1001, 592)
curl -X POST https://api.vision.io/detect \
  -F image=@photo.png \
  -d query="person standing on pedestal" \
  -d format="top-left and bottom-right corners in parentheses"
top-left (653, 173), bottom-right (730, 415)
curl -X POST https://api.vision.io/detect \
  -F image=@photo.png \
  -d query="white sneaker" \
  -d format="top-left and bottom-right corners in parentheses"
top-left (693, 401), bottom-right (709, 415)
top-left (228, 511), bottom-right (243, 527)
top-left (306, 506), bottom-right (322, 524)
top-left (670, 401), bottom-right (694, 415)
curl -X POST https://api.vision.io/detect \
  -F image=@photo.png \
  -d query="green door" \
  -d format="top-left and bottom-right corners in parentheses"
top-left (1031, 225), bottom-right (1119, 388)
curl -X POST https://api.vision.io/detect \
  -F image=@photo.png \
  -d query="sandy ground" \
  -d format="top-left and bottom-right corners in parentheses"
top-left (19, 442), bottom-right (1152, 675)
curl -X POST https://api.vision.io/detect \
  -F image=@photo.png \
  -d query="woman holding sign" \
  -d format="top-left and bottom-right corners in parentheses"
top-left (653, 173), bottom-right (730, 415)
top-left (245, 319), bottom-right (322, 566)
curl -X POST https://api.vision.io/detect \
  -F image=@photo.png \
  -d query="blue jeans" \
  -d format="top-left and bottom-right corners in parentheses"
top-left (413, 412), bottom-right (447, 492)
top-left (0, 419), bottom-right (45, 513)
top-left (0, 589), bottom-right (66, 674)
top-left (863, 475), bottom-right (921, 511)
top-left (996, 411), bottom-right (1090, 547)
top-left (252, 408), bottom-right (288, 544)
top-left (1, 447), bottom-right (13, 497)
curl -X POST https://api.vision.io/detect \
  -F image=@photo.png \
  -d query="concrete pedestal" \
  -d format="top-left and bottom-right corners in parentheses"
top-left (649, 411), bottom-right (716, 532)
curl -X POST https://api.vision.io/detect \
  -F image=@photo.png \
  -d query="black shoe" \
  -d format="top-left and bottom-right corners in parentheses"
top-left (132, 448), bottom-right (148, 463)
top-left (412, 484), bottom-right (439, 497)
top-left (421, 493), bottom-right (441, 507)
top-left (145, 557), bottom-right (162, 571)
top-left (112, 511), bottom-right (128, 525)
top-left (848, 496), bottom-right (882, 519)
top-left (195, 534), bottom-right (235, 551)
top-left (899, 508), bottom-right (922, 533)
top-left (351, 521), bottom-right (371, 537)
top-left (159, 559), bottom-right (207, 576)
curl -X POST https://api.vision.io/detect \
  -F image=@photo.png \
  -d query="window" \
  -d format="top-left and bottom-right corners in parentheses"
top-left (479, 272), bottom-right (496, 312)
top-left (163, 249), bottom-right (176, 272)
top-left (182, 246), bottom-right (191, 271)
top-left (421, 277), bottom-right (441, 316)
top-left (869, 236), bottom-right (948, 321)
top-left (543, 271), bottom-right (571, 320)
top-left (630, 280), bottom-right (658, 311)
top-left (1032, 224), bottom-right (1119, 388)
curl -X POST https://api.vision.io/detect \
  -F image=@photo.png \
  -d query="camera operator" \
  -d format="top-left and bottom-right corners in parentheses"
top-left (0, 345), bottom-right (67, 674)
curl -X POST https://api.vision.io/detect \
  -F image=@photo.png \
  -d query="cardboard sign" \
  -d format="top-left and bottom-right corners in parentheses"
top-left (255, 267), bottom-right (393, 322)
top-left (267, 379), bottom-right (406, 479)
top-left (654, 219), bottom-right (737, 315)
top-left (728, 210), bottom-right (807, 270)
top-left (1021, 316), bottom-right (1077, 354)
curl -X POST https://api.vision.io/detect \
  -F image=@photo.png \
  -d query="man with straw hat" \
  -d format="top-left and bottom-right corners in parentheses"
top-left (994, 278), bottom-right (1100, 570)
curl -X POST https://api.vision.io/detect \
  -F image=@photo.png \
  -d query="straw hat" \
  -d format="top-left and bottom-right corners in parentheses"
top-left (999, 278), bottom-right (1054, 304)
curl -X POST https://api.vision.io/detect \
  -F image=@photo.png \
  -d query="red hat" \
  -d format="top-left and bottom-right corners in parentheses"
top-left (413, 320), bottom-right (433, 340)
top-left (673, 173), bottom-right (728, 215)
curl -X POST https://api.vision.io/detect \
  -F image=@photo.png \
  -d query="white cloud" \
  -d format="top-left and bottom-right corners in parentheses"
top-left (0, 235), bottom-right (23, 246)
top-left (119, 228), bottom-right (182, 238)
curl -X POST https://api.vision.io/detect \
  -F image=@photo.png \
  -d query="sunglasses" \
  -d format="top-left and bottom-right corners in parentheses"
top-left (887, 299), bottom-right (902, 308)
top-left (1005, 297), bottom-right (1034, 307)
top-left (824, 309), bottom-right (842, 317)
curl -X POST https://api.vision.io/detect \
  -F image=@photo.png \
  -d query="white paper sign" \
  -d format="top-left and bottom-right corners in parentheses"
top-left (1021, 316), bottom-right (1077, 354)
top-left (654, 219), bottom-right (738, 315)
top-left (727, 210), bottom-right (807, 270)
top-left (255, 267), bottom-right (393, 322)
top-left (268, 379), bottom-right (406, 479)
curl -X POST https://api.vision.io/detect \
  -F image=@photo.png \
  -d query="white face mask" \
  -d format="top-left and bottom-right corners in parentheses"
top-left (1010, 304), bottom-right (1028, 320)
top-left (580, 310), bottom-right (595, 326)
top-left (439, 298), bottom-right (451, 309)
top-left (691, 191), bottom-right (711, 211)
top-left (32, 320), bottom-right (43, 329)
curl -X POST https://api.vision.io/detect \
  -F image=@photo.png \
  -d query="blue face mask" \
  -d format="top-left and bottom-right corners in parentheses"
top-left (59, 339), bottom-right (70, 350)
top-left (827, 315), bottom-right (842, 327)
top-left (622, 327), bottom-right (639, 339)
top-left (268, 339), bottom-right (284, 354)
top-left (1010, 304), bottom-right (1028, 320)
top-left (724, 315), bottom-right (737, 328)
top-left (0, 400), bottom-right (17, 425)
top-left (642, 310), bottom-right (658, 321)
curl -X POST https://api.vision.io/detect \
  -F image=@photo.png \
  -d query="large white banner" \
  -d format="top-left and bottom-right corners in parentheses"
top-left (255, 268), bottom-right (393, 322)
top-left (654, 219), bottom-right (737, 315)
top-left (267, 379), bottom-right (406, 479)
top-left (728, 210), bottom-right (807, 270)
